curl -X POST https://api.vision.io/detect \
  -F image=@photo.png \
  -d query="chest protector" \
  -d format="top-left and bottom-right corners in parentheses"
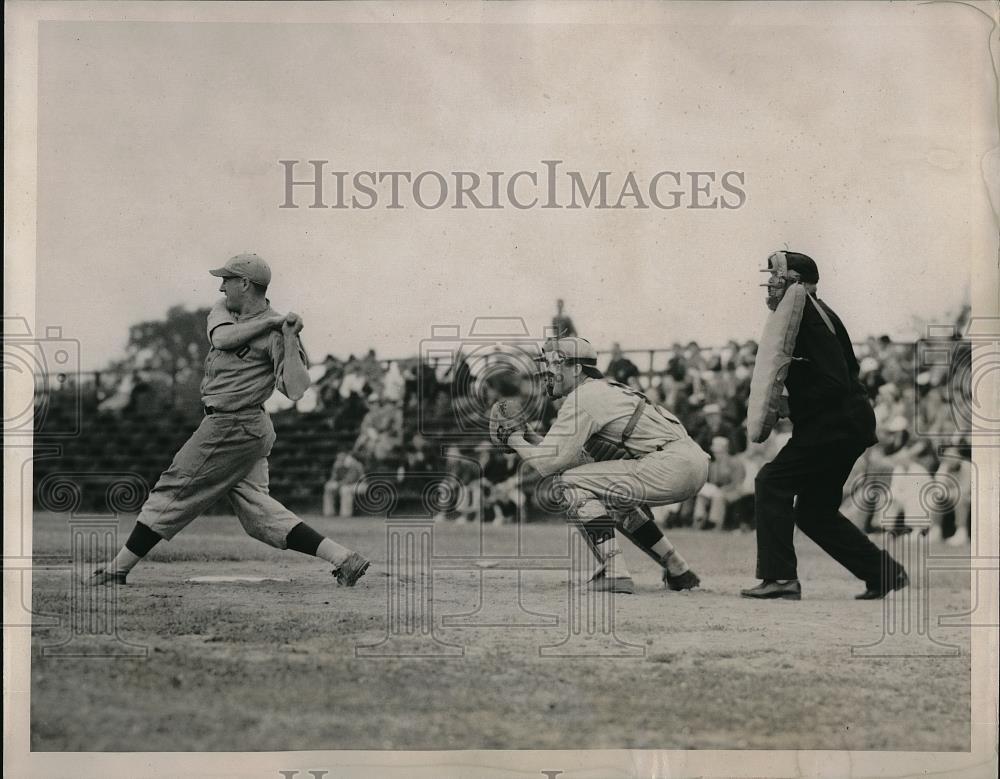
top-left (747, 282), bottom-right (807, 443)
top-left (584, 381), bottom-right (680, 461)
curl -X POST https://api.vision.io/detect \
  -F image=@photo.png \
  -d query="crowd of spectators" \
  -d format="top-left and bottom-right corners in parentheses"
top-left (70, 298), bottom-right (974, 543)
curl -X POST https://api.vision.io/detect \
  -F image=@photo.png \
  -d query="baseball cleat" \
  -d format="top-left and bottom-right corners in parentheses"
top-left (87, 568), bottom-right (127, 586)
top-left (663, 568), bottom-right (701, 591)
top-left (855, 570), bottom-right (909, 600)
top-left (334, 552), bottom-right (371, 587)
top-left (740, 579), bottom-right (801, 600)
top-left (589, 572), bottom-right (636, 594)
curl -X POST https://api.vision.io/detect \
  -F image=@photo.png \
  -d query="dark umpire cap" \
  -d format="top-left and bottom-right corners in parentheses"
top-left (770, 251), bottom-right (819, 283)
top-left (540, 336), bottom-right (604, 377)
top-left (210, 253), bottom-right (272, 286)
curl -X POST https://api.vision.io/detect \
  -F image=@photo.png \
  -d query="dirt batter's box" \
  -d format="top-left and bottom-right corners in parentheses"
top-left (351, 474), bottom-right (645, 659)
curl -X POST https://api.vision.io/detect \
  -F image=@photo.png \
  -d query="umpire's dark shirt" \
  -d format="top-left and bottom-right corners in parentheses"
top-left (784, 295), bottom-right (877, 448)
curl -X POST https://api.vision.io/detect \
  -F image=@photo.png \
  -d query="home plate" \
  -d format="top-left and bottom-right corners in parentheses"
top-left (187, 575), bottom-right (291, 584)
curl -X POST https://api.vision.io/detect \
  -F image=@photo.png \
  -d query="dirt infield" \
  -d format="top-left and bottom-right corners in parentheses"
top-left (29, 513), bottom-right (971, 751)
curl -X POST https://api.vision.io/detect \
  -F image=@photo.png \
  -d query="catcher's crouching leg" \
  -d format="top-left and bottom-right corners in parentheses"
top-left (616, 506), bottom-right (701, 591)
top-left (560, 484), bottom-right (635, 594)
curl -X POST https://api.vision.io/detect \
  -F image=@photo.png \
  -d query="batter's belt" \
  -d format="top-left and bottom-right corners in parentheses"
top-left (204, 404), bottom-right (265, 416)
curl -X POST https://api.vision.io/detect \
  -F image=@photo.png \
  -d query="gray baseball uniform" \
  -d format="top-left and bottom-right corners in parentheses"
top-left (523, 378), bottom-right (710, 517)
top-left (137, 299), bottom-right (307, 547)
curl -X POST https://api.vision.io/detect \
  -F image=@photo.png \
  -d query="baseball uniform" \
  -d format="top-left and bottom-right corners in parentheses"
top-left (137, 299), bottom-right (307, 547)
top-left (507, 335), bottom-right (707, 591)
top-left (90, 253), bottom-right (369, 588)
top-left (523, 379), bottom-right (709, 514)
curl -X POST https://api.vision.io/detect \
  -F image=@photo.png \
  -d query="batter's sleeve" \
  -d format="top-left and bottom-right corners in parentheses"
top-left (206, 299), bottom-right (237, 339)
top-left (271, 333), bottom-right (310, 397)
top-left (522, 394), bottom-right (599, 477)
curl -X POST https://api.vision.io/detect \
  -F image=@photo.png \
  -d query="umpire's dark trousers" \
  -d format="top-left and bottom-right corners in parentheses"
top-left (754, 438), bottom-right (901, 586)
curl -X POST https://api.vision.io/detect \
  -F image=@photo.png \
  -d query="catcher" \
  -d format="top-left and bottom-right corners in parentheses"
top-left (490, 336), bottom-right (708, 593)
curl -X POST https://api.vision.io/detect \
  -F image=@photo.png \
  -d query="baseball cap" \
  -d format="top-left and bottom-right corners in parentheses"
top-left (209, 253), bottom-right (272, 286)
top-left (540, 336), bottom-right (604, 377)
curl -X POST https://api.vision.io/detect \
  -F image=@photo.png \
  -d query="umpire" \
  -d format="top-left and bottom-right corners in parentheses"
top-left (741, 252), bottom-right (908, 600)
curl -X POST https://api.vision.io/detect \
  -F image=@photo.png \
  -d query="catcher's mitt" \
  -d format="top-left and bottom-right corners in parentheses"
top-left (489, 398), bottom-right (527, 452)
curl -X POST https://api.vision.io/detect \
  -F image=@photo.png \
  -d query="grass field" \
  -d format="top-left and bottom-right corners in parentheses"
top-left (29, 512), bottom-right (971, 752)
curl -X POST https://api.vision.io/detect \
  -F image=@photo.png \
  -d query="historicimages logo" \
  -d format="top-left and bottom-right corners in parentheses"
top-left (278, 159), bottom-right (747, 211)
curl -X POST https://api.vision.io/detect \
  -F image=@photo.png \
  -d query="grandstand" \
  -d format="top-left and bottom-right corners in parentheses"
top-left (32, 316), bottom-right (973, 546)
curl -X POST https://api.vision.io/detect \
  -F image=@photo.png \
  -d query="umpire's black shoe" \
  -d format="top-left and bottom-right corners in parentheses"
top-left (855, 570), bottom-right (909, 600)
top-left (87, 568), bottom-right (127, 586)
top-left (740, 579), bottom-right (801, 600)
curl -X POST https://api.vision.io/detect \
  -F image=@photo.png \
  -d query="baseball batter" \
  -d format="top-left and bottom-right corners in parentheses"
top-left (491, 336), bottom-right (708, 593)
top-left (88, 254), bottom-right (370, 587)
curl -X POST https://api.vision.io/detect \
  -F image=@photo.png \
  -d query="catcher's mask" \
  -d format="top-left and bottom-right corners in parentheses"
top-left (538, 336), bottom-right (603, 398)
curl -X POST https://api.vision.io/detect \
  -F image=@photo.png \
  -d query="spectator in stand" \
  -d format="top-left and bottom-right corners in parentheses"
top-left (732, 439), bottom-right (773, 532)
top-left (851, 422), bottom-right (897, 533)
top-left (606, 342), bottom-right (640, 387)
top-left (333, 359), bottom-right (369, 433)
top-left (477, 447), bottom-right (514, 524)
top-left (693, 435), bottom-right (747, 530)
top-left (434, 445), bottom-right (484, 523)
top-left (738, 339), bottom-right (758, 374)
top-left (858, 354), bottom-right (884, 400)
top-left (666, 343), bottom-right (688, 383)
top-left (725, 359), bottom-right (753, 448)
top-left (382, 361), bottom-right (405, 405)
top-left (704, 353), bottom-right (737, 407)
top-left (433, 444), bottom-right (462, 522)
top-left (339, 358), bottom-right (368, 401)
top-left (322, 452), bottom-right (348, 517)
top-left (450, 353), bottom-right (473, 396)
top-left (719, 339), bottom-right (741, 370)
top-left (488, 451), bottom-right (526, 524)
top-left (690, 402), bottom-right (739, 456)
top-left (551, 298), bottom-right (577, 338)
top-left (334, 450), bottom-right (367, 518)
top-left (403, 358), bottom-right (440, 412)
top-left (419, 358), bottom-right (439, 404)
top-left (880, 417), bottom-right (938, 535)
top-left (398, 433), bottom-right (438, 481)
top-left (854, 416), bottom-right (929, 535)
top-left (932, 442), bottom-right (972, 546)
top-left (122, 370), bottom-right (148, 411)
top-left (124, 370), bottom-right (166, 417)
top-left (354, 393), bottom-right (403, 468)
top-left (684, 341), bottom-right (706, 376)
top-left (659, 374), bottom-right (691, 422)
top-left (317, 354), bottom-right (344, 409)
top-left (360, 349), bottom-right (385, 395)
top-left (97, 371), bottom-right (139, 415)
